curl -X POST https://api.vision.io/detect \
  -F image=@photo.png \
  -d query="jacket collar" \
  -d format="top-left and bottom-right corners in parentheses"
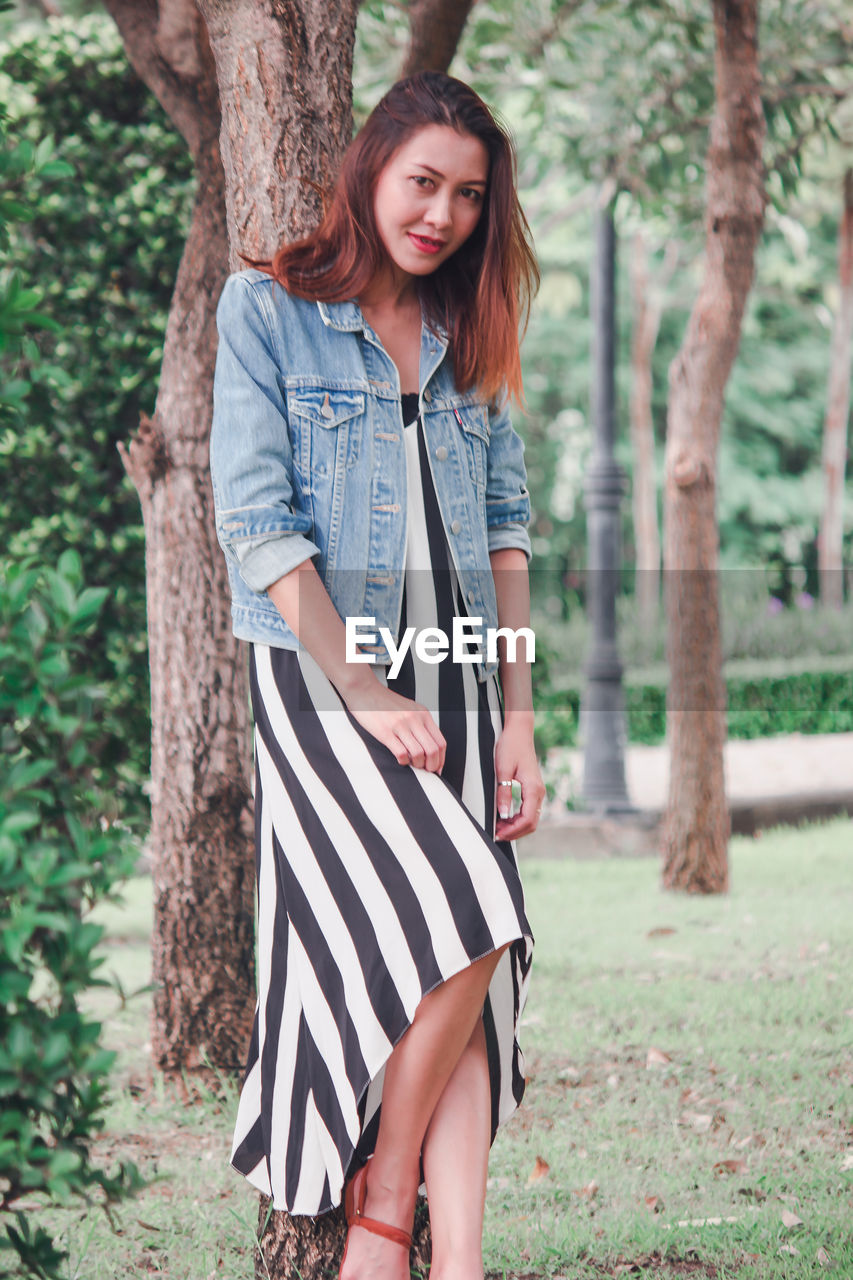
top-left (316, 299), bottom-right (364, 332)
top-left (316, 297), bottom-right (450, 347)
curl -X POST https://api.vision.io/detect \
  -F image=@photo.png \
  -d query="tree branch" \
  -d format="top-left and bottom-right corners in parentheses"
top-left (101, 0), bottom-right (220, 162)
top-left (401, 0), bottom-right (476, 77)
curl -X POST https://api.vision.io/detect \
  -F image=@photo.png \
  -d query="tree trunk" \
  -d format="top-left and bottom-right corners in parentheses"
top-left (104, 0), bottom-right (257, 1079)
top-left (661, 0), bottom-right (767, 893)
top-left (818, 167), bottom-right (853, 609)
top-left (401, 0), bottom-right (476, 78)
top-left (194, 3), bottom-right (438, 1273)
top-left (253, 1198), bottom-right (433, 1280)
top-left (628, 229), bottom-right (677, 629)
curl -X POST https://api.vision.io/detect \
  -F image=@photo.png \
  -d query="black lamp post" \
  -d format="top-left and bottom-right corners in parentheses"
top-left (579, 195), bottom-right (634, 813)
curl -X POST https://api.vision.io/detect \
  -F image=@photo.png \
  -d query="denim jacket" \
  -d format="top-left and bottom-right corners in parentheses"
top-left (209, 268), bottom-right (532, 682)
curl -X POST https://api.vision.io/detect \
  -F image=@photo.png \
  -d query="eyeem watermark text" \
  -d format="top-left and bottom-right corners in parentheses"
top-left (346, 616), bottom-right (535, 680)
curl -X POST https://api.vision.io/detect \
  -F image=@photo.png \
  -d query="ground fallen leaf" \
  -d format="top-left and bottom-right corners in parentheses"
top-left (526, 1155), bottom-right (550, 1184)
top-left (781, 1208), bottom-right (804, 1228)
top-left (644, 1194), bottom-right (663, 1213)
top-left (681, 1110), bottom-right (713, 1133)
top-left (841, 1152), bottom-right (853, 1171)
top-left (779, 1244), bottom-right (800, 1256)
top-left (713, 1158), bottom-right (746, 1175)
top-left (573, 1178), bottom-right (599, 1198)
top-left (816, 1247), bottom-right (831, 1266)
top-left (646, 1046), bottom-right (671, 1068)
top-left (646, 926), bottom-right (677, 938)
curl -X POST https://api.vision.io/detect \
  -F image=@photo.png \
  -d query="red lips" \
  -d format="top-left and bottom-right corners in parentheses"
top-left (408, 233), bottom-right (446, 254)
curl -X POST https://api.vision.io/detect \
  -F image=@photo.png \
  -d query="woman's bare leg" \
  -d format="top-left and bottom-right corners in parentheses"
top-left (421, 1015), bottom-right (492, 1279)
top-left (340, 944), bottom-right (509, 1280)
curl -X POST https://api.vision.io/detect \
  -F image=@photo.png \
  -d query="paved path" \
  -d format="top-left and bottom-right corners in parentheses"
top-left (544, 731), bottom-right (853, 813)
top-left (525, 732), bottom-right (853, 858)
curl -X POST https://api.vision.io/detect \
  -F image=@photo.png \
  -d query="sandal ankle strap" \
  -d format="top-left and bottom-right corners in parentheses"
top-left (348, 1208), bottom-right (412, 1250)
top-left (344, 1162), bottom-right (413, 1250)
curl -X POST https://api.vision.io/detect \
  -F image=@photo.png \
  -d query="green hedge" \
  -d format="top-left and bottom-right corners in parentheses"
top-left (533, 655), bottom-right (853, 754)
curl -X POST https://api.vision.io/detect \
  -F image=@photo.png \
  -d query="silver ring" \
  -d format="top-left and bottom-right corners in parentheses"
top-left (497, 779), bottom-right (514, 787)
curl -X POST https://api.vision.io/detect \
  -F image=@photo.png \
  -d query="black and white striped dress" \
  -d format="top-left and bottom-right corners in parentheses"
top-left (229, 393), bottom-right (534, 1215)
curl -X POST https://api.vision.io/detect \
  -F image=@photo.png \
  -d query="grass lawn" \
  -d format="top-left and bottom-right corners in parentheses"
top-left (33, 817), bottom-right (853, 1278)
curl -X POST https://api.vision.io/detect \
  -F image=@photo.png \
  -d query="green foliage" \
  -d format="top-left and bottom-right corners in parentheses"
top-left (533, 652), bottom-right (853, 752)
top-left (452, 0), bottom-right (853, 220)
top-left (0, 550), bottom-right (147, 1278)
top-left (0, 17), bottom-right (196, 820)
top-left (443, 0), bottom-right (853, 602)
top-left (0, 110), bottom-right (72, 429)
top-left (532, 581), bottom-right (853, 750)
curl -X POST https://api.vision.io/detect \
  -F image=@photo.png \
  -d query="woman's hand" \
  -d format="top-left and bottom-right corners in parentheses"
top-left (343, 679), bottom-right (447, 774)
top-left (493, 714), bottom-right (545, 841)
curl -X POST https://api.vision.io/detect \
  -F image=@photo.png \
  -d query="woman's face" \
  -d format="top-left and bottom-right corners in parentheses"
top-left (372, 123), bottom-right (489, 285)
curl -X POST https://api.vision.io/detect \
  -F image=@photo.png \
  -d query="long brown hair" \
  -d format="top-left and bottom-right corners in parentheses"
top-left (244, 72), bottom-right (538, 405)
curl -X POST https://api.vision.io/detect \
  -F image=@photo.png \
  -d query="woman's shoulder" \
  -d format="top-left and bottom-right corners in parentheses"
top-left (218, 268), bottom-right (326, 331)
top-left (221, 267), bottom-right (305, 305)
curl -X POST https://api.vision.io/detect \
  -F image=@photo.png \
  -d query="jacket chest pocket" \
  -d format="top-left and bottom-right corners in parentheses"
top-left (454, 405), bottom-right (490, 491)
top-left (287, 389), bottom-right (365, 482)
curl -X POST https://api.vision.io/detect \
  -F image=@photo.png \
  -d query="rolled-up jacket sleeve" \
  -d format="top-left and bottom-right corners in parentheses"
top-left (485, 392), bottom-right (533, 561)
top-left (210, 273), bottom-right (320, 593)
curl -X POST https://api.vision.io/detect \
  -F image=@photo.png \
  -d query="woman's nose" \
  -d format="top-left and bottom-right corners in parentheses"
top-left (425, 194), bottom-right (452, 231)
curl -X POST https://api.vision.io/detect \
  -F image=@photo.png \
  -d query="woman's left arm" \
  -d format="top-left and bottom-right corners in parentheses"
top-left (484, 393), bottom-right (545, 840)
top-left (489, 546), bottom-right (545, 840)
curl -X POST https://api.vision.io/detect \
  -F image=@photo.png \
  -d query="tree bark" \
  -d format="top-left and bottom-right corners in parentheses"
top-left (661, 0), bottom-right (767, 893)
top-left (104, 0), bottom-right (257, 1079)
top-left (401, 0), bottom-right (476, 78)
top-left (629, 229), bottom-right (678, 629)
top-left (818, 167), bottom-right (853, 609)
top-left (198, 0), bottom-right (359, 264)
top-left (253, 1196), bottom-right (433, 1279)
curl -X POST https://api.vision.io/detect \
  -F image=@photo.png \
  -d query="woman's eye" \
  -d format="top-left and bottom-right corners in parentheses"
top-left (411, 174), bottom-right (433, 188)
top-left (461, 187), bottom-right (483, 202)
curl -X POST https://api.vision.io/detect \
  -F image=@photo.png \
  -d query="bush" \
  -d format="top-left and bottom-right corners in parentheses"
top-left (531, 580), bottom-right (853, 754)
top-left (0, 551), bottom-right (148, 1279)
top-left (0, 16), bottom-right (196, 822)
top-left (533, 654), bottom-right (853, 752)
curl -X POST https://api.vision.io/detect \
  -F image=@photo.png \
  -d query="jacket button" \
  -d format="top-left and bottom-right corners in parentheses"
top-left (321, 402), bottom-right (334, 419)
top-left (467, 590), bottom-right (475, 604)
top-left (423, 388), bottom-right (432, 402)
top-left (450, 519), bottom-right (462, 534)
top-left (435, 445), bottom-right (448, 461)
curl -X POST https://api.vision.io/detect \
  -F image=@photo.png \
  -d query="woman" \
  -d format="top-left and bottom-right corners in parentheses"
top-left (210, 71), bottom-right (544, 1280)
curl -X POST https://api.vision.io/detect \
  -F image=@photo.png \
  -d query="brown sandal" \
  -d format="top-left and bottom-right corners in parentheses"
top-left (339, 1160), bottom-right (413, 1276)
